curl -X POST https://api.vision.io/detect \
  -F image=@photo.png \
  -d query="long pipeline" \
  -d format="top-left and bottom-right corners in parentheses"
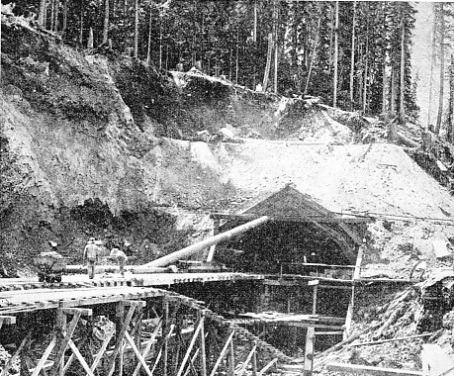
top-left (142, 216), bottom-right (270, 268)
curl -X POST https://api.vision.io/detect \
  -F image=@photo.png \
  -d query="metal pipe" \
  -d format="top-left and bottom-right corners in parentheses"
top-left (142, 216), bottom-right (270, 268)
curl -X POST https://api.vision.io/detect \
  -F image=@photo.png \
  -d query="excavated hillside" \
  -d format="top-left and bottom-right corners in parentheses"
top-left (2, 14), bottom-right (454, 285)
top-left (0, 17), bottom-right (355, 274)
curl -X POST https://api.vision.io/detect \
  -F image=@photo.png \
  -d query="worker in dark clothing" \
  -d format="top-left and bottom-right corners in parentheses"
top-left (83, 237), bottom-right (100, 279)
top-left (110, 248), bottom-right (128, 276)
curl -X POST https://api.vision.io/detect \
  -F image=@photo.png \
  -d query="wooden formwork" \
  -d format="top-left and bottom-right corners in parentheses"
top-left (0, 289), bottom-right (296, 376)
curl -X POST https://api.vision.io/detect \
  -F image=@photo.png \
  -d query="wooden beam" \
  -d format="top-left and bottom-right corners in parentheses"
top-left (163, 298), bottom-right (169, 376)
top-left (199, 312), bottom-right (207, 376)
top-left (228, 340), bottom-right (235, 376)
top-left (50, 311), bottom-right (82, 376)
top-left (61, 308), bottom-right (92, 316)
top-left (237, 344), bottom-right (257, 376)
top-left (315, 331), bottom-right (343, 336)
top-left (106, 304), bottom-right (137, 376)
top-left (122, 300), bottom-right (146, 308)
top-left (31, 336), bottom-right (57, 376)
top-left (131, 319), bottom-right (162, 376)
top-left (252, 350), bottom-right (258, 376)
top-left (209, 330), bottom-right (235, 376)
top-left (257, 359), bottom-right (278, 376)
top-left (176, 316), bottom-right (205, 376)
top-left (63, 338), bottom-right (88, 374)
top-left (56, 310), bottom-right (67, 376)
top-left (213, 213), bottom-right (370, 224)
top-left (303, 327), bottom-right (315, 376)
top-left (151, 325), bottom-right (175, 375)
top-left (353, 247), bottom-right (364, 281)
top-left (0, 332), bottom-right (31, 376)
top-left (338, 223), bottom-right (363, 245)
top-left (87, 330), bottom-right (114, 375)
top-left (346, 333), bottom-right (435, 348)
top-left (326, 363), bottom-right (423, 376)
top-left (124, 332), bottom-right (153, 376)
top-left (67, 340), bottom-right (95, 376)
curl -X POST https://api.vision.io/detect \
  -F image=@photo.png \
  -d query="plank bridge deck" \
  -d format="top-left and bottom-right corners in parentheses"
top-left (0, 272), bottom-right (264, 314)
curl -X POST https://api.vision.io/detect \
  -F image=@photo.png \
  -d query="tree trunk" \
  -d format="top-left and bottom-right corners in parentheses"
top-left (435, 3), bottom-right (445, 135)
top-left (159, 17), bottom-right (163, 69)
top-left (229, 48), bottom-right (233, 81)
top-left (50, 0), bottom-right (55, 32)
top-left (62, 0), bottom-right (68, 37)
top-left (253, 0), bottom-right (257, 89)
top-left (54, 0), bottom-right (59, 32)
top-left (382, 3), bottom-right (390, 117)
top-left (328, 4), bottom-right (334, 74)
top-left (399, 22), bottom-right (406, 124)
top-left (304, 17), bottom-right (321, 95)
top-left (333, 1), bottom-right (339, 107)
top-left (448, 55), bottom-right (454, 141)
top-left (263, 33), bottom-right (273, 91)
top-left (362, 41), bottom-right (369, 114)
top-left (146, 6), bottom-right (153, 65)
top-left (103, 0), bottom-right (110, 44)
top-left (274, 0), bottom-right (279, 94)
top-left (236, 29), bottom-right (239, 85)
top-left (88, 27), bottom-right (94, 49)
top-left (134, 0), bottom-right (139, 58)
top-left (39, 0), bottom-right (46, 26)
top-left (79, 7), bottom-right (84, 44)
top-left (391, 67), bottom-right (396, 114)
top-left (350, 1), bottom-right (356, 109)
top-left (427, 16), bottom-right (437, 128)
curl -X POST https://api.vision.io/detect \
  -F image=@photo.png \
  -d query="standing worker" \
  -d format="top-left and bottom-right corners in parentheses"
top-left (110, 248), bottom-right (128, 276)
top-left (83, 237), bottom-right (100, 279)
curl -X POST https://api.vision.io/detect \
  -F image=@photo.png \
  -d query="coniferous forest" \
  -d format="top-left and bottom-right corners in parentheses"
top-left (2, 1), bottom-right (454, 134)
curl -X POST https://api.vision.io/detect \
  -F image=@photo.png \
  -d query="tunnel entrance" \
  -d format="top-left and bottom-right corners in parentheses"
top-left (207, 185), bottom-right (369, 354)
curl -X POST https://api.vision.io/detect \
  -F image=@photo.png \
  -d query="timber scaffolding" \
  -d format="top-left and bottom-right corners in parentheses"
top-left (0, 278), bottom-right (322, 376)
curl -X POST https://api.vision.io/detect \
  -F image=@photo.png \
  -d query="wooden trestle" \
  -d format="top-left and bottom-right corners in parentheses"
top-left (0, 287), bottom-right (296, 376)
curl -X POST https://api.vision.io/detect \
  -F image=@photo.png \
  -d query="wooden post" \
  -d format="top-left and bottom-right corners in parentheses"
top-left (199, 312), bottom-right (207, 376)
top-left (344, 246), bottom-right (364, 339)
top-left (209, 330), bottom-right (235, 376)
top-left (176, 316), bottom-right (205, 376)
top-left (31, 336), bottom-right (57, 376)
top-left (252, 350), bottom-right (258, 376)
top-left (51, 309), bottom-right (91, 376)
top-left (228, 340), bottom-right (235, 376)
top-left (135, 310), bottom-right (143, 349)
top-left (308, 280), bottom-right (319, 315)
top-left (56, 310), bottom-right (67, 376)
top-left (162, 298), bottom-right (169, 376)
top-left (237, 344), bottom-right (257, 376)
top-left (116, 303), bottom-right (125, 376)
top-left (303, 327), bottom-right (315, 376)
top-left (131, 319), bottom-right (162, 376)
top-left (106, 304), bottom-right (138, 376)
top-left (258, 359), bottom-right (278, 376)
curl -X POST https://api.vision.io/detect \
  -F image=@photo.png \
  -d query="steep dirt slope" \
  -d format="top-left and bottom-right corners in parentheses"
top-left (1, 17), bottom-right (454, 281)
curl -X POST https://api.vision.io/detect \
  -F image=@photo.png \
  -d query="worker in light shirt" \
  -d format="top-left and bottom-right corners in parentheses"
top-left (110, 248), bottom-right (128, 276)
